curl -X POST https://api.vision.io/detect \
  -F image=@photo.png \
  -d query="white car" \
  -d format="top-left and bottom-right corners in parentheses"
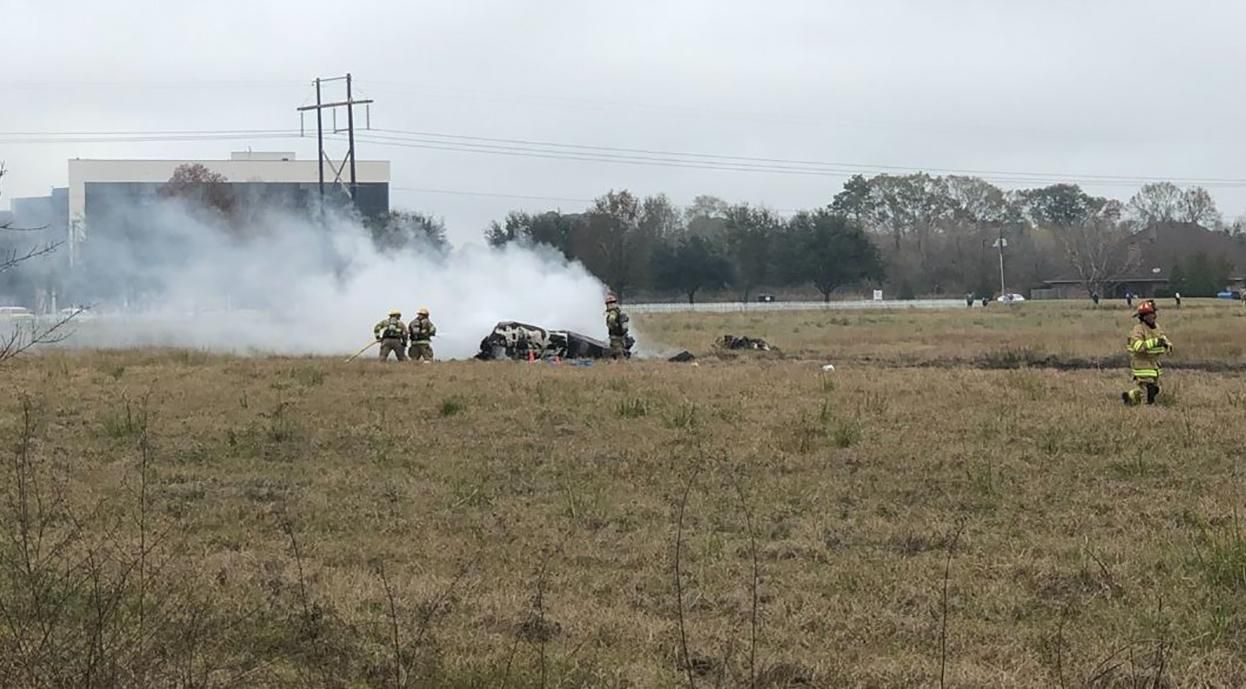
top-left (997, 293), bottom-right (1027, 304)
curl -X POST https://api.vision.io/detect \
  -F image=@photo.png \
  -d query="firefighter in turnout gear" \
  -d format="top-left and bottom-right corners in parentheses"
top-left (407, 307), bottom-right (437, 362)
top-left (604, 293), bottom-right (631, 360)
top-left (373, 309), bottom-right (409, 361)
top-left (1122, 300), bottom-right (1172, 406)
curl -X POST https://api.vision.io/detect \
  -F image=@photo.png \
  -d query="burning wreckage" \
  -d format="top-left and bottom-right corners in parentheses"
top-left (473, 323), bottom-right (771, 362)
top-left (475, 321), bottom-right (634, 361)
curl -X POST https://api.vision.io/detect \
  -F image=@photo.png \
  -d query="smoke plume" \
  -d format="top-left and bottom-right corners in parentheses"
top-left (65, 200), bottom-right (611, 358)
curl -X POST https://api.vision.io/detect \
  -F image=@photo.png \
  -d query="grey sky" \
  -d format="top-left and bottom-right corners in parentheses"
top-left (3, 0), bottom-right (1244, 244)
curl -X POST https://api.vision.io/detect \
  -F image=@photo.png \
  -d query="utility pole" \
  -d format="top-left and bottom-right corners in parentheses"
top-left (993, 231), bottom-right (1008, 297)
top-left (315, 78), bottom-right (324, 202)
top-left (346, 73), bottom-right (358, 202)
top-left (297, 74), bottom-right (373, 209)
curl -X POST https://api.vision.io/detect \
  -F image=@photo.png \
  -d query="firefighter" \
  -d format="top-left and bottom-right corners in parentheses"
top-left (407, 307), bottom-right (437, 362)
top-left (1122, 300), bottom-right (1172, 406)
top-left (604, 293), bottom-right (631, 359)
top-left (373, 309), bottom-right (408, 361)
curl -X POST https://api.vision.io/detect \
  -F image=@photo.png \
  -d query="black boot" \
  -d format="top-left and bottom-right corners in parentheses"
top-left (1145, 383), bottom-right (1160, 405)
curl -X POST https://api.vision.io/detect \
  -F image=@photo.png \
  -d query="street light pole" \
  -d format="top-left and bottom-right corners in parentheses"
top-left (993, 234), bottom-right (1007, 297)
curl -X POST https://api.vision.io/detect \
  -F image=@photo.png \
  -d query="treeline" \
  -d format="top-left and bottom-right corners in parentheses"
top-left (484, 192), bottom-right (881, 302)
top-left (472, 176), bottom-right (1244, 302)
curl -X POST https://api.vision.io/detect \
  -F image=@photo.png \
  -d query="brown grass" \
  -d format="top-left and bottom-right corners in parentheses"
top-left (2, 302), bottom-right (1246, 688)
top-left (636, 298), bottom-right (1246, 365)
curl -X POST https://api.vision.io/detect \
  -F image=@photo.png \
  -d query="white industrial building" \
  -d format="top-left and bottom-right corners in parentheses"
top-left (67, 151), bottom-right (390, 266)
top-left (3, 152), bottom-right (390, 311)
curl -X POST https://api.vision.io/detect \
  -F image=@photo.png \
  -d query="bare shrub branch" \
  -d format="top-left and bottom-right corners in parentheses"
top-left (0, 306), bottom-right (85, 364)
top-left (939, 519), bottom-right (967, 689)
top-left (674, 464), bottom-right (701, 689)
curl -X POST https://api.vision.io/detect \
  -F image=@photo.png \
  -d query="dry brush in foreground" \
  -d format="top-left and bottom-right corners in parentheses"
top-left (1, 344), bottom-right (1245, 688)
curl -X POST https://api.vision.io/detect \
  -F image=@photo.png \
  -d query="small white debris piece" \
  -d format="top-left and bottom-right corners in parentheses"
top-left (821, 364), bottom-right (836, 372)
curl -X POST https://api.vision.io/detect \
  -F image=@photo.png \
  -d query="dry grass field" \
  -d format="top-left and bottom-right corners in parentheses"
top-left (2, 300), bottom-right (1246, 688)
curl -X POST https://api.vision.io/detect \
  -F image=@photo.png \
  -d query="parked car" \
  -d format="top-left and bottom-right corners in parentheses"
top-left (997, 293), bottom-right (1027, 304)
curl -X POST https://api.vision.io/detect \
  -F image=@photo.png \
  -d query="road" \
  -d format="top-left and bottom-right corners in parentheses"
top-left (625, 299), bottom-right (966, 313)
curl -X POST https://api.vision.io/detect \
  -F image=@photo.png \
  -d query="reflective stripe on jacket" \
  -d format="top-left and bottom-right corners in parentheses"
top-left (1127, 322), bottom-right (1169, 379)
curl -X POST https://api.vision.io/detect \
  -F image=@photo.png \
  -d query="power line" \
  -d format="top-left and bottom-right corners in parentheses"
top-left (391, 186), bottom-right (594, 204)
top-left (0, 80), bottom-right (307, 89)
top-left (0, 130), bottom-right (303, 145)
top-left (348, 133), bottom-right (867, 178)
top-left (369, 127), bottom-right (1246, 186)
top-left (6, 125), bottom-right (1246, 190)
top-left (0, 128), bottom-right (298, 136)
top-left (334, 132), bottom-right (1246, 189)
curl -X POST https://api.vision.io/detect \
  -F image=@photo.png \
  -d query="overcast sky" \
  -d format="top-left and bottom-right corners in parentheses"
top-left (2, 0), bottom-right (1244, 244)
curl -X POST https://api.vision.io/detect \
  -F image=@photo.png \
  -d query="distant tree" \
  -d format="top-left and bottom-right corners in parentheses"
top-left (1179, 186), bottom-right (1221, 227)
top-left (570, 190), bottom-right (658, 298)
top-left (368, 210), bottom-right (449, 253)
top-left (1180, 252), bottom-right (1233, 297)
top-left (1126, 182), bottom-right (1184, 226)
top-left (159, 163), bottom-right (235, 216)
top-left (1166, 262), bottom-right (1187, 296)
top-left (1125, 183), bottom-right (1221, 229)
top-left (945, 176), bottom-right (1018, 224)
top-left (685, 195), bottom-right (730, 238)
top-left (639, 194), bottom-right (683, 240)
top-left (1231, 215), bottom-right (1246, 238)
top-left (484, 210), bottom-right (578, 258)
top-left (1020, 183), bottom-right (1120, 228)
top-left (834, 173), bottom-right (956, 253)
top-left (722, 203), bottom-right (781, 302)
top-left (652, 233), bottom-right (732, 303)
top-left (829, 174), bottom-right (875, 224)
top-left (784, 210), bottom-right (883, 302)
top-left (1050, 218), bottom-right (1141, 297)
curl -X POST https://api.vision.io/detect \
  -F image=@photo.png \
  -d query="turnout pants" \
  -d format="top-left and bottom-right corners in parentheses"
top-left (609, 336), bottom-right (627, 360)
top-left (379, 337), bottom-right (408, 361)
top-left (1124, 373), bottom-right (1160, 405)
top-left (408, 341), bottom-right (434, 361)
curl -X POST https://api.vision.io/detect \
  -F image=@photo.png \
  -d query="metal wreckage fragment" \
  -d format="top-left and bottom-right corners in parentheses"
top-left (474, 321), bottom-right (633, 361)
top-left (473, 324), bottom-right (772, 363)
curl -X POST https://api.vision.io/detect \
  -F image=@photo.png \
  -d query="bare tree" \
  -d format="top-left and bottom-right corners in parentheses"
top-left (0, 163), bottom-right (81, 363)
top-left (1178, 186), bottom-right (1222, 227)
top-left (1, 162), bottom-right (63, 274)
top-left (1126, 182), bottom-right (1221, 229)
top-left (1125, 182), bottom-right (1183, 227)
top-left (1051, 218), bottom-right (1142, 297)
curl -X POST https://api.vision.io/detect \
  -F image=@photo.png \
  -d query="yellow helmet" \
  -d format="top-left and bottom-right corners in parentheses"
top-left (417, 307), bottom-right (429, 316)
top-left (388, 308), bottom-right (401, 317)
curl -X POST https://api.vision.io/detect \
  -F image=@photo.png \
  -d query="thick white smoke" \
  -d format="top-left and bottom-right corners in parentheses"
top-left (68, 201), bottom-right (611, 358)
